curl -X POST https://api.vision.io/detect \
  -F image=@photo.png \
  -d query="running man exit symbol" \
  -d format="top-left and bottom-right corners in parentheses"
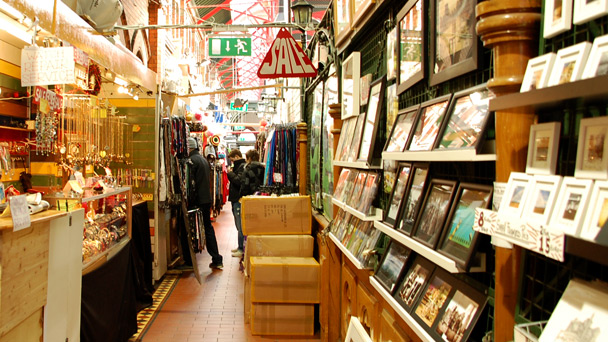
top-left (208, 37), bottom-right (252, 57)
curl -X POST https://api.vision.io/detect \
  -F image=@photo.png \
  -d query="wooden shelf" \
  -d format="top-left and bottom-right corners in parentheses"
top-left (566, 235), bottom-right (608, 267)
top-left (328, 232), bottom-right (371, 270)
top-left (332, 197), bottom-right (382, 222)
top-left (332, 160), bottom-right (382, 169)
top-left (383, 140), bottom-right (496, 162)
top-left (0, 125), bottom-right (33, 132)
top-left (489, 74), bottom-right (608, 112)
top-left (0, 210), bottom-right (67, 231)
top-left (373, 220), bottom-right (485, 273)
top-left (369, 276), bottom-right (435, 342)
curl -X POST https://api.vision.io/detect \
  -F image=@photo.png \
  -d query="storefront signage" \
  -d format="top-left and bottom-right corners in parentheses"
top-left (257, 28), bottom-right (317, 78)
top-left (474, 208), bottom-right (565, 262)
top-left (208, 37), bottom-right (252, 57)
top-left (33, 86), bottom-right (63, 113)
top-left (229, 102), bottom-right (248, 111)
top-left (9, 194), bottom-right (31, 232)
top-left (21, 46), bottom-right (76, 86)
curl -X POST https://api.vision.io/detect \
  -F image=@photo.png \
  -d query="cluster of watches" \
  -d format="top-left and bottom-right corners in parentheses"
top-left (82, 204), bottom-right (128, 262)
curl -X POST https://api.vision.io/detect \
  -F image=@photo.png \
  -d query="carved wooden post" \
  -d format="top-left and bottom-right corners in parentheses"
top-left (476, 1), bottom-right (542, 341)
top-left (329, 103), bottom-right (343, 216)
top-left (297, 122), bottom-right (308, 196)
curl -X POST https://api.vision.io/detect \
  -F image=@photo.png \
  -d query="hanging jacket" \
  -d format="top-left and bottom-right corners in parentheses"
top-left (227, 158), bottom-right (246, 202)
top-left (239, 161), bottom-right (266, 197)
top-left (188, 148), bottom-right (212, 207)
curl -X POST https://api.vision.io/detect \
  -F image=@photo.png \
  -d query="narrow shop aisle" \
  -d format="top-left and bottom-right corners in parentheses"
top-left (142, 203), bottom-right (320, 342)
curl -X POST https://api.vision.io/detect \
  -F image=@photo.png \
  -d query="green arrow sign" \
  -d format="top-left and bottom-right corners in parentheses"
top-left (208, 37), bottom-right (252, 57)
top-left (230, 102), bottom-right (248, 111)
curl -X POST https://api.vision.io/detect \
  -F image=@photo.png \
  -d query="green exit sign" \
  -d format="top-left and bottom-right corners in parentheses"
top-left (208, 37), bottom-right (252, 57)
top-left (230, 102), bottom-right (248, 111)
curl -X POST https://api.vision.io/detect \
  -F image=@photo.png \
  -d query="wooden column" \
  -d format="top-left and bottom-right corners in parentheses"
top-left (476, 1), bottom-right (541, 341)
top-left (329, 103), bottom-right (343, 216)
top-left (297, 122), bottom-right (309, 196)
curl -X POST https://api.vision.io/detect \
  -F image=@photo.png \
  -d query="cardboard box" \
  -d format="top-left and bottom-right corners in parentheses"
top-left (244, 235), bottom-right (314, 276)
top-left (251, 303), bottom-right (314, 336)
top-left (251, 256), bottom-right (320, 303)
top-left (241, 196), bottom-right (312, 235)
top-left (244, 276), bottom-right (251, 324)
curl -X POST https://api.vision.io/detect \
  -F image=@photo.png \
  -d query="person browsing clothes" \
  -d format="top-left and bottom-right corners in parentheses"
top-left (227, 149), bottom-right (246, 258)
top-left (239, 149), bottom-right (265, 197)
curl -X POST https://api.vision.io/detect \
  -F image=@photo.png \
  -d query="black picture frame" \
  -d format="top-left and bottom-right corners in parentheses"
top-left (358, 76), bottom-right (387, 165)
top-left (384, 163), bottom-right (413, 227)
top-left (393, 255), bottom-right (436, 313)
top-left (373, 240), bottom-right (412, 294)
top-left (397, 0), bottom-right (425, 94)
top-left (411, 179), bottom-right (458, 249)
top-left (395, 163), bottom-right (430, 235)
top-left (348, 171), bottom-right (368, 208)
top-left (412, 268), bottom-right (454, 329)
top-left (435, 84), bottom-right (494, 152)
top-left (429, 0), bottom-right (478, 86)
top-left (384, 104), bottom-right (420, 153)
top-left (348, 113), bottom-right (366, 162)
top-left (335, 117), bottom-right (357, 161)
top-left (340, 169), bottom-right (360, 203)
top-left (407, 94), bottom-right (452, 151)
top-left (437, 183), bottom-right (493, 270)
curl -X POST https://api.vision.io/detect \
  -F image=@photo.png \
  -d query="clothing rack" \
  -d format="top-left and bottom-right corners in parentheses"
top-left (263, 123), bottom-right (298, 189)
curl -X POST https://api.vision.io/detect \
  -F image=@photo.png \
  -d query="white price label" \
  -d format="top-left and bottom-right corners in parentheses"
top-left (10, 194), bottom-right (31, 231)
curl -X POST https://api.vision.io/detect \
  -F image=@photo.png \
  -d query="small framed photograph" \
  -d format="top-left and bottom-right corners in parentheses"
top-left (358, 172), bottom-right (380, 214)
top-left (383, 159), bottom-right (399, 196)
top-left (581, 180), bottom-right (608, 242)
top-left (358, 77), bottom-right (387, 164)
top-left (345, 316), bottom-right (373, 342)
top-left (543, 0), bottom-right (573, 39)
top-left (521, 175), bottom-right (563, 225)
top-left (526, 122), bottom-right (562, 175)
top-left (384, 104), bottom-right (420, 153)
top-left (348, 171), bottom-right (368, 208)
top-left (498, 172), bottom-right (535, 218)
top-left (437, 183), bottom-right (493, 270)
top-left (341, 52), bottom-right (360, 120)
top-left (360, 73), bottom-right (373, 105)
top-left (352, 0), bottom-right (376, 27)
top-left (407, 94), bottom-right (452, 151)
top-left (385, 163), bottom-right (413, 227)
top-left (573, 0), bottom-right (608, 25)
top-left (412, 179), bottom-right (458, 249)
top-left (386, 83), bottom-right (399, 135)
top-left (334, 0), bottom-right (353, 49)
top-left (387, 26), bottom-right (398, 81)
top-left (413, 269), bottom-right (454, 328)
top-left (575, 116), bottom-right (608, 179)
top-left (397, 0), bottom-right (425, 94)
top-left (435, 84), bottom-right (494, 152)
top-left (582, 33), bottom-right (608, 79)
top-left (432, 281), bottom-right (487, 342)
top-left (520, 53), bottom-right (557, 92)
top-left (374, 241), bottom-right (412, 294)
top-left (548, 42), bottom-right (592, 86)
top-left (394, 256), bottom-right (435, 312)
top-left (396, 163), bottom-right (430, 235)
top-left (333, 168), bottom-right (352, 201)
top-left (341, 169), bottom-right (360, 202)
top-left (549, 177), bottom-right (593, 236)
top-left (348, 113), bottom-right (366, 162)
top-left (335, 117), bottom-right (357, 161)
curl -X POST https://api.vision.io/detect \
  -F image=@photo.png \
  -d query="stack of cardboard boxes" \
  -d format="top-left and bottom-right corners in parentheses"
top-left (241, 195), bottom-right (319, 336)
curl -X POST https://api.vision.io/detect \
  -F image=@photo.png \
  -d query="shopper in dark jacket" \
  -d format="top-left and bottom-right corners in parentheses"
top-left (187, 137), bottom-right (223, 270)
top-left (227, 149), bottom-right (246, 257)
top-left (239, 149), bottom-right (266, 197)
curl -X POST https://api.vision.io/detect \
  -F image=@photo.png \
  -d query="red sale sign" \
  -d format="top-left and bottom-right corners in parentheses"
top-left (257, 28), bottom-right (317, 78)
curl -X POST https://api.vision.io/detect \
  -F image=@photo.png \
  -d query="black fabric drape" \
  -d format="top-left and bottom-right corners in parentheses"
top-left (81, 242), bottom-right (138, 342)
top-left (131, 201), bottom-right (154, 311)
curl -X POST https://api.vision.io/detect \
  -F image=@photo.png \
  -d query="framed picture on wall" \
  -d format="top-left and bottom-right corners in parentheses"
top-left (429, 0), bottom-right (478, 86)
top-left (549, 177), bottom-right (593, 236)
top-left (498, 172), bottom-right (535, 218)
top-left (387, 27), bottom-right (398, 81)
top-left (526, 122), bottom-right (562, 175)
top-left (437, 183), bottom-right (493, 270)
top-left (543, 0), bottom-right (573, 39)
top-left (581, 180), bottom-right (608, 243)
top-left (412, 269), bottom-right (454, 328)
top-left (373, 241), bottom-right (412, 294)
top-left (397, 0), bottom-right (425, 94)
top-left (384, 104), bottom-right (420, 153)
top-left (334, 0), bottom-right (353, 48)
top-left (359, 172), bottom-right (380, 214)
top-left (358, 77), bottom-right (387, 165)
top-left (396, 163), bottom-right (430, 235)
top-left (548, 42), bottom-right (592, 86)
top-left (575, 116), bottom-right (608, 179)
top-left (333, 168), bottom-right (352, 202)
top-left (521, 53), bottom-right (557, 92)
top-left (341, 52), bottom-right (360, 120)
top-left (407, 94), bottom-right (452, 151)
top-left (360, 73), bottom-right (373, 106)
top-left (573, 0), bottom-right (608, 24)
top-left (352, 0), bottom-right (376, 28)
top-left (386, 83), bottom-right (399, 134)
top-left (411, 179), bottom-right (458, 248)
top-left (582, 33), bottom-right (608, 79)
top-left (385, 163), bottom-right (413, 227)
top-left (335, 117), bottom-right (357, 161)
top-left (348, 113), bottom-right (366, 162)
top-left (435, 84), bottom-right (494, 152)
top-left (394, 256), bottom-right (435, 312)
top-left (348, 171), bottom-right (369, 208)
top-left (521, 175), bottom-right (563, 225)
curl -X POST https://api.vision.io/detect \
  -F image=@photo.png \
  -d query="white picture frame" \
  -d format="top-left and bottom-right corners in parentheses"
top-left (548, 42), bottom-right (592, 86)
top-left (575, 116), bottom-right (608, 179)
top-left (573, 0), bottom-right (608, 25)
top-left (544, 0), bottom-right (573, 39)
top-left (341, 52), bottom-right (361, 120)
top-left (521, 53), bottom-right (557, 92)
top-left (522, 175), bottom-right (563, 225)
top-left (498, 172), bottom-right (535, 218)
top-left (582, 33), bottom-right (608, 79)
top-left (345, 316), bottom-right (373, 342)
top-left (581, 180), bottom-right (608, 242)
top-left (549, 177), bottom-right (593, 236)
top-left (526, 122), bottom-right (561, 175)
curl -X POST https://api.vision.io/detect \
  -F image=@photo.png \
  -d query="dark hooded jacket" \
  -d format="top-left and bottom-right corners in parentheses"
top-left (188, 148), bottom-right (212, 207)
top-left (227, 158), bottom-right (246, 202)
top-left (239, 161), bottom-right (266, 197)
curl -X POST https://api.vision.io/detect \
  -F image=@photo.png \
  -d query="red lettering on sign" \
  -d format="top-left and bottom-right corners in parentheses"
top-left (257, 28), bottom-right (317, 78)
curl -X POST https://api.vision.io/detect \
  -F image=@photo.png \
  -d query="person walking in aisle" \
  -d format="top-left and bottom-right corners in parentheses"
top-left (187, 137), bottom-right (223, 270)
top-left (227, 149), bottom-right (246, 258)
top-left (239, 149), bottom-right (266, 197)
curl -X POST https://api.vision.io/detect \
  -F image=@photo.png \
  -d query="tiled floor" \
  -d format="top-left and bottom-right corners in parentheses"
top-left (142, 203), bottom-right (320, 342)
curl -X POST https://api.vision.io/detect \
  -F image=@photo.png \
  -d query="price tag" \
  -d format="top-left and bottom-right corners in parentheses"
top-left (528, 223), bottom-right (565, 262)
top-left (474, 208), bottom-right (497, 235)
top-left (141, 193), bottom-right (153, 201)
top-left (10, 194), bottom-right (31, 231)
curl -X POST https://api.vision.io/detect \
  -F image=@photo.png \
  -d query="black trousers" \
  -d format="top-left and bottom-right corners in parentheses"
top-left (200, 203), bottom-right (223, 265)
